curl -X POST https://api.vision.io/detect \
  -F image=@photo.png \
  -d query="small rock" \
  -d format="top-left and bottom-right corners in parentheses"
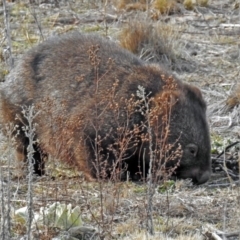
top-left (68, 226), bottom-right (100, 240)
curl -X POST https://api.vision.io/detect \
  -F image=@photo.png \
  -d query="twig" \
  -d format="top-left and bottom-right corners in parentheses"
top-left (208, 181), bottom-right (240, 188)
top-left (22, 105), bottom-right (38, 240)
top-left (29, 3), bottom-right (44, 41)
top-left (137, 85), bottom-right (155, 235)
top-left (216, 141), bottom-right (240, 158)
top-left (219, 231), bottom-right (240, 238)
top-left (2, 0), bottom-right (14, 69)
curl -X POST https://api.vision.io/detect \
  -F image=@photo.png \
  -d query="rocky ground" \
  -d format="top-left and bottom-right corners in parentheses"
top-left (1, 0), bottom-right (240, 239)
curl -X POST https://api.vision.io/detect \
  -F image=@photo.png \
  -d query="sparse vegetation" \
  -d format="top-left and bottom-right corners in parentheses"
top-left (119, 20), bottom-right (151, 54)
top-left (152, 0), bottom-right (179, 14)
top-left (1, 0), bottom-right (240, 239)
top-left (226, 84), bottom-right (240, 109)
top-left (183, 0), bottom-right (209, 9)
top-left (119, 19), bottom-right (182, 70)
top-left (114, 0), bottom-right (147, 11)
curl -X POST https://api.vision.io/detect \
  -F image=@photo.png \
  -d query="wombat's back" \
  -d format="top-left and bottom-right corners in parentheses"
top-left (1, 32), bottom-right (170, 115)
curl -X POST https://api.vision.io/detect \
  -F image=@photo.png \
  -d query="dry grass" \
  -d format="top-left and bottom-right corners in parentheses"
top-left (152, 0), bottom-right (179, 14)
top-left (121, 231), bottom-right (203, 240)
top-left (114, 0), bottom-right (208, 14)
top-left (114, 0), bottom-right (147, 11)
top-left (183, 0), bottom-right (208, 9)
top-left (226, 84), bottom-right (240, 110)
top-left (1, 0), bottom-right (240, 239)
top-left (119, 20), bottom-right (151, 54)
top-left (119, 19), bottom-right (182, 70)
top-left (1, 165), bottom-right (240, 239)
top-left (114, 0), bottom-right (182, 14)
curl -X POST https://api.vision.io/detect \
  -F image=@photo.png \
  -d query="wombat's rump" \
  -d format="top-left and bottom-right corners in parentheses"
top-left (0, 32), bottom-right (211, 184)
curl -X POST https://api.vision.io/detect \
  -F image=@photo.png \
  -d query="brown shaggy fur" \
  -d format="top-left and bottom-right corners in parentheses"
top-left (0, 32), bottom-right (211, 184)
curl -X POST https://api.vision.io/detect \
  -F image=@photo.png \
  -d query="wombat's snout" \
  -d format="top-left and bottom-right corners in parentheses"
top-left (193, 168), bottom-right (211, 185)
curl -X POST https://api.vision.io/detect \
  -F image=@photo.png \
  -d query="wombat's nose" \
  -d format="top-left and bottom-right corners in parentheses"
top-left (195, 170), bottom-right (211, 184)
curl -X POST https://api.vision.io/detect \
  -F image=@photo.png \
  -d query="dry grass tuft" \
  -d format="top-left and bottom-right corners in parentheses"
top-left (114, 0), bottom-right (183, 15)
top-left (125, 2), bottom-right (147, 12)
top-left (198, 0), bottom-right (208, 7)
top-left (119, 228), bottom-right (204, 239)
top-left (119, 20), bottom-right (181, 70)
top-left (119, 20), bottom-right (151, 54)
top-left (226, 84), bottom-right (240, 109)
top-left (115, 0), bottom-right (147, 11)
top-left (183, 0), bottom-right (195, 10)
top-left (183, 0), bottom-right (208, 10)
top-left (152, 0), bottom-right (179, 14)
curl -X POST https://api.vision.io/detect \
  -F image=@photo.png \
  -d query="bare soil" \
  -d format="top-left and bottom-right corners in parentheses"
top-left (1, 0), bottom-right (240, 239)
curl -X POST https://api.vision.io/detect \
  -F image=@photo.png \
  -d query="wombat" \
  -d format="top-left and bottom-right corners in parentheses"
top-left (0, 32), bottom-right (211, 184)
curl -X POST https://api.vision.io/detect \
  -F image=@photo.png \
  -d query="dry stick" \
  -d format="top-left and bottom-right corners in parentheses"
top-left (0, 158), bottom-right (6, 240)
top-left (216, 141), bottom-right (240, 158)
top-left (143, 148), bottom-right (146, 181)
top-left (146, 0), bottom-right (149, 17)
top-left (103, 0), bottom-right (108, 37)
top-left (0, 125), bottom-right (16, 240)
top-left (22, 106), bottom-right (38, 240)
top-left (211, 141), bottom-right (240, 185)
top-left (223, 158), bottom-right (234, 185)
top-left (29, 2), bottom-right (44, 41)
top-left (6, 126), bottom-right (15, 239)
top-left (90, 46), bottom-right (105, 234)
top-left (238, 151), bottom-right (240, 204)
top-left (2, 0), bottom-right (14, 69)
top-left (219, 231), bottom-right (240, 238)
top-left (137, 85), bottom-right (154, 236)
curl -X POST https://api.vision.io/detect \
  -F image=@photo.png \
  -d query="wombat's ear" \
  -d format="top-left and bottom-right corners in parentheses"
top-left (187, 85), bottom-right (203, 99)
top-left (185, 84), bottom-right (206, 109)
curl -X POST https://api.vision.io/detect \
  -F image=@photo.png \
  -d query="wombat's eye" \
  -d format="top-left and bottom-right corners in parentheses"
top-left (185, 143), bottom-right (198, 157)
